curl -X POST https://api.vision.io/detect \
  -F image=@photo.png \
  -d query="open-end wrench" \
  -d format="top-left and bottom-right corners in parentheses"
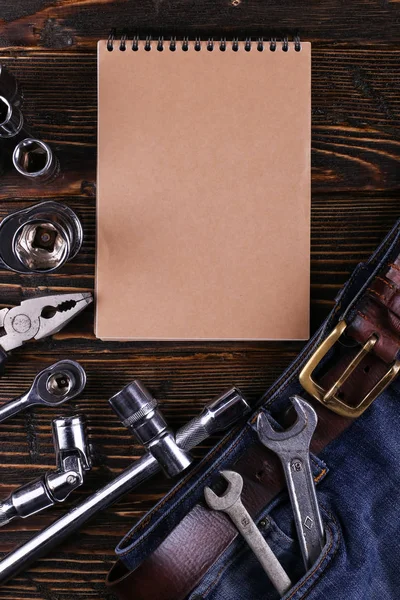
top-left (204, 470), bottom-right (292, 597)
top-left (257, 396), bottom-right (325, 570)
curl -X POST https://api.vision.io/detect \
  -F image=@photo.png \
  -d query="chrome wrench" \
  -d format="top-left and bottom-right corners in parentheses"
top-left (257, 396), bottom-right (325, 570)
top-left (0, 360), bottom-right (86, 423)
top-left (204, 470), bottom-right (292, 597)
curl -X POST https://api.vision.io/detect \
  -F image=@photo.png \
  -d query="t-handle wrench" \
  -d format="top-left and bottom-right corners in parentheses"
top-left (257, 396), bottom-right (325, 570)
top-left (204, 470), bottom-right (291, 597)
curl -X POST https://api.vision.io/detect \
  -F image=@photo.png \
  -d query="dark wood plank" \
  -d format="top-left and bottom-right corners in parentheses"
top-left (1, 0), bottom-right (400, 49)
top-left (0, 3), bottom-right (399, 598)
top-left (0, 48), bottom-right (400, 197)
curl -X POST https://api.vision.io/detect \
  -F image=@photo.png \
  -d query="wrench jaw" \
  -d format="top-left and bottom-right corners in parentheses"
top-left (257, 396), bottom-right (318, 453)
top-left (204, 470), bottom-right (243, 512)
top-left (290, 395), bottom-right (318, 438)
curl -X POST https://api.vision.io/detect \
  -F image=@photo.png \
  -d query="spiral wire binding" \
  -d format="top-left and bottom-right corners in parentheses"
top-left (106, 31), bottom-right (302, 53)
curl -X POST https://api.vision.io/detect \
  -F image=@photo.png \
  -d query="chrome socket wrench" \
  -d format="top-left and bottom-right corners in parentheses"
top-left (0, 383), bottom-right (249, 585)
top-left (0, 360), bottom-right (86, 424)
top-left (0, 415), bottom-right (91, 526)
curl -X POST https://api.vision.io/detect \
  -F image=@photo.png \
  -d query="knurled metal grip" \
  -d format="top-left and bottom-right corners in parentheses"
top-left (109, 380), bottom-right (192, 478)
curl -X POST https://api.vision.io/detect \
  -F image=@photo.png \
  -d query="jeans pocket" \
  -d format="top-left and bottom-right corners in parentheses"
top-left (187, 505), bottom-right (341, 600)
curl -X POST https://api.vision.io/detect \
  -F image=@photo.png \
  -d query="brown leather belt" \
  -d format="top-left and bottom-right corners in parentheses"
top-left (107, 255), bottom-right (400, 600)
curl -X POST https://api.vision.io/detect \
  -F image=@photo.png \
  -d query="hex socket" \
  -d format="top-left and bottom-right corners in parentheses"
top-left (12, 138), bottom-right (59, 183)
top-left (0, 96), bottom-right (23, 138)
top-left (0, 201), bottom-right (83, 274)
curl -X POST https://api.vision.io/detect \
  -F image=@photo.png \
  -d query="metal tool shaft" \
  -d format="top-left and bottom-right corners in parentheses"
top-left (0, 453), bottom-right (156, 583)
top-left (204, 470), bottom-right (291, 597)
top-left (228, 502), bottom-right (291, 597)
top-left (0, 390), bottom-right (248, 585)
top-left (0, 393), bottom-right (30, 423)
top-left (280, 448), bottom-right (325, 568)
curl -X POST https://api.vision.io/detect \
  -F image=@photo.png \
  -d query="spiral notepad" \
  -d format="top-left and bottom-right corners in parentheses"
top-left (96, 36), bottom-right (311, 341)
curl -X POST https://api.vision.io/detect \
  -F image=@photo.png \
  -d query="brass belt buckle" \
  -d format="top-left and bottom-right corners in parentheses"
top-left (299, 320), bottom-right (400, 418)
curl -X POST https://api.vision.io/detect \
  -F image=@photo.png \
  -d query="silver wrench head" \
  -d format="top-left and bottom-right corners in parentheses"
top-left (26, 360), bottom-right (87, 407)
top-left (257, 395), bottom-right (318, 452)
top-left (204, 470), bottom-right (243, 512)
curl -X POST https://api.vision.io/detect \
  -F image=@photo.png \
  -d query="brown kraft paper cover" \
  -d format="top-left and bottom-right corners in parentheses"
top-left (96, 40), bottom-right (311, 340)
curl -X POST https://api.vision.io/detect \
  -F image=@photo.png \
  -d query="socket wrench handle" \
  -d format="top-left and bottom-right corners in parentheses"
top-left (176, 387), bottom-right (249, 449)
top-left (0, 386), bottom-right (249, 585)
top-left (0, 360), bottom-right (86, 424)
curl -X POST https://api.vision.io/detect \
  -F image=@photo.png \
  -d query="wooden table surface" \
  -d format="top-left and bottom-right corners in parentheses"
top-left (0, 2), bottom-right (399, 599)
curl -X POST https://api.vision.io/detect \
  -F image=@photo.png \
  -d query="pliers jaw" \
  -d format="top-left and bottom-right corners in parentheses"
top-left (0, 292), bottom-right (93, 353)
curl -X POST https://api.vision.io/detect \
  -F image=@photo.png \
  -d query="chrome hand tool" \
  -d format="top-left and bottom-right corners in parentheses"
top-left (204, 470), bottom-right (291, 597)
top-left (257, 396), bottom-right (325, 570)
top-left (0, 414), bottom-right (91, 526)
top-left (0, 382), bottom-right (249, 585)
top-left (0, 359), bottom-right (86, 424)
top-left (12, 138), bottom-right (60, 183)
top-left (0, 202), bottom-right (82, 274)
top-left (0, 95), bottom-right (23, 138)
top-left (0, 292), bottom-right (93, 372)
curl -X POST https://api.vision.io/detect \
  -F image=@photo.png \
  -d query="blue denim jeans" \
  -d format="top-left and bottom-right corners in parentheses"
top-left (115, 219), bottom-right (400, 599)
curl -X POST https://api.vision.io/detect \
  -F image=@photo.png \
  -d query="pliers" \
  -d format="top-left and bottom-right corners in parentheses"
top-left (0, 292), bottom-right (93, 371)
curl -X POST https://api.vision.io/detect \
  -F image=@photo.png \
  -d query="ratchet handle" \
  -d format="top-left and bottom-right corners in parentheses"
top-left (0, 394), bottom-right (30, 425)
top-left (0, 347), bottom-right (8, 375)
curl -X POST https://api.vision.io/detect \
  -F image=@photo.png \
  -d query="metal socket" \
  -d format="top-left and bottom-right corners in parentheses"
top-left (0, 95), bottom-right (23, 138)
top-left (53, 415), bottom-right (92, 472)
top-left (12, 138), bottom-right (59, 183)
top-left (109, 380), bottom-right (192, 478)
top-left (0, 201), bottom-right (83, 274)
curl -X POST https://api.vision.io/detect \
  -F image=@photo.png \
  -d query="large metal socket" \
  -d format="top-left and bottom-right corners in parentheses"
top-left (0, 201), bottom-right (83, 274)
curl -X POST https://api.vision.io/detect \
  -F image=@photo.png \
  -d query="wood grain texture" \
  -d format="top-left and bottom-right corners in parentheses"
top-left (1, 0), bottom-right (400, 49)
top-left (0, 1), bottom-right (399, 598)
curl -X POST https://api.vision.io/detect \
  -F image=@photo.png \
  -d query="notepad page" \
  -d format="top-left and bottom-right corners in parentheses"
top-left (96, 40), bottom-right (311, 340)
